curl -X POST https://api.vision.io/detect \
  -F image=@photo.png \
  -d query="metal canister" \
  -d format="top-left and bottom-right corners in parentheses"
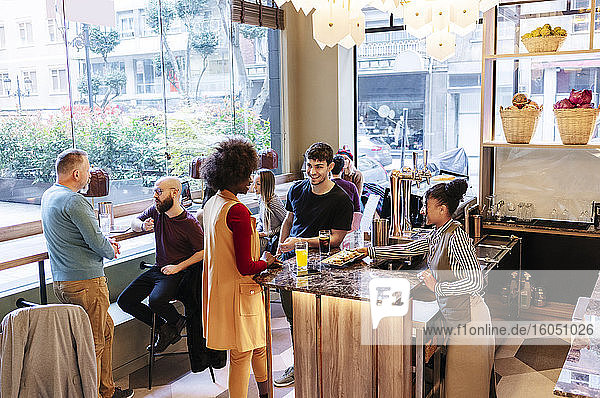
top-left (473, 215), bottom-right (482, 239)
top-left (372, 219), bottom-right (390, 247)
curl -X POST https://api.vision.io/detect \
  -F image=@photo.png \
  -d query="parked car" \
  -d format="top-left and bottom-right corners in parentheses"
top-left (357, 135), bottom-right (393, 166)
top-left (358, 155), bottom-right (389, 188)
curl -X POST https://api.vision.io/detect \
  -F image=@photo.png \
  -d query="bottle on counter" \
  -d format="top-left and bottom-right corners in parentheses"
top-left (520, 272), bottom-right (533, 310)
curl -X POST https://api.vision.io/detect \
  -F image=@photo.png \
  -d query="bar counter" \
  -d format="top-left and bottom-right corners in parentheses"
top-left (256, 250), bottom-right (422, 398)
top-left (554, 272), bottom-right (600, 398)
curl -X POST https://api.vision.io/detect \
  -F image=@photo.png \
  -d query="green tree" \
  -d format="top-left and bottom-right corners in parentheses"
top-left (190, 30), bottom-right (218, 99)
top-left (146, 0), bottom-right (215, 102)
top-left (79, 27), bottom-right (127, 108)
top-left (88, 28), bottom-right (120, 64)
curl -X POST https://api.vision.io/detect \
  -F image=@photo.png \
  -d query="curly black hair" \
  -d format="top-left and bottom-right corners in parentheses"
top-left (424, 179), bottom-right (468, 215)
top-left (199, 137), bottom-right (258, 191)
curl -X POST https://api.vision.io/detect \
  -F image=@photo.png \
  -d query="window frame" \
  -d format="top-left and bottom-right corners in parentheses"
top-left (0, 25), bottom-right (5, 49)
top-left (49, 67), bottom-right (68, 94)
top-left (17, 20), bottom-right (33, 46)
top-left (21, 70), bottom-right (38, 95)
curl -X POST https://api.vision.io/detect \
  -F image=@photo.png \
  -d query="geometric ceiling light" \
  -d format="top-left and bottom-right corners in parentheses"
top-left (276, 0), bottom-right (497, 61)
top-left (403, 0), bottom-right (433, 39)
top-left (450, 0), bottom-right (479, 36)
top-left (426, 29), bottom-right (456, 62)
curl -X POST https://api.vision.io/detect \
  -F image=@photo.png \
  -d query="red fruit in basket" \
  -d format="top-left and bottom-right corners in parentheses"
top-left (554, 98), bottom-right (575, 109)
top-left (569, 89), bottom-right (592, 105)
top-left (578, 103), bottom-right (595, 108)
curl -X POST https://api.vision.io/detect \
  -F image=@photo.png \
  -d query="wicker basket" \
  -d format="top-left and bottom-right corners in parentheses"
top-left (499, 106), bottom-right (542, 144)
top-left (554, 108), bottom-right (600, 145)
top-left (521, 35), bottom-right (566, 53)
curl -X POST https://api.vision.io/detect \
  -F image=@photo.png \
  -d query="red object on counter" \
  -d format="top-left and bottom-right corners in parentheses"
top-left (189, 156), bottom-right (205, 179)
top-left (83, 167), bottom-right (109, 197)
top-left (258, 148), bottom-right (278, 170)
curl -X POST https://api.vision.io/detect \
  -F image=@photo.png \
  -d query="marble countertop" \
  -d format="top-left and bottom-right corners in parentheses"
top-left (554, 272), bottom-right (600, 398)
top-left (254, 250), bottom-right (424, 301)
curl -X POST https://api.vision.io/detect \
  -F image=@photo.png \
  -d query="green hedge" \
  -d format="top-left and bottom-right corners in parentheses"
top-left (0, 102), bottom-right (270, 185)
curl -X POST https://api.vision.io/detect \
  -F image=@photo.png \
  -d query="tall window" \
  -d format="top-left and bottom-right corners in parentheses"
top-left (356, 14), bottom-right (482, 190)
top-left (135, 59), bottom-right (158, 94)
top-left (22, 70), bottom-right (37, 94)
top-left (0, 25), bottom-right (5, 49)
top-left (0, 71), bottom-right (8, 96)
top-left (0, 0), bottom-right (285, 295)
top-left (50, 67), bottom-right (67, 93)
top-left (118, 11), bottom-right (135, 38)
top-left (48, 19), bottom-right (58, 42)
top-left (18, 21), bottom-right (33, 45)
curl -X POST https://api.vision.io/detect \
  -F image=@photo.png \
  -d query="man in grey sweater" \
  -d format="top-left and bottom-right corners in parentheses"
top-left (41, 149), bottom-right (133, 398)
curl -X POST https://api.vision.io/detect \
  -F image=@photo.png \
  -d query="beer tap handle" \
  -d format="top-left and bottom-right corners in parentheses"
top-left (423, 149), bottom-right (429, 170)
top-left (412, 152), bottom-right (418, 175)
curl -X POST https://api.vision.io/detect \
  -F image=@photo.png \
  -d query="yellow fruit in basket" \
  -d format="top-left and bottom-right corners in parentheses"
top-left (540, 27), bottom-right (551, 37)
top-left (522, 33), bottom-right (532, 39)
top-left (531, 28), bottom-right (541, 37)
top-left (528, 100), bottom-right (540, 109)
top-left (543, 23), bottom-right (552, 30)
top-left (558, 28), bottom-right (567, 36)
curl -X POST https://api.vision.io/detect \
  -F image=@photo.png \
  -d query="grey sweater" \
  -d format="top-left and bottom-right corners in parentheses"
top-left (0, 304), bottom-right (98, 397)
top-left (41, 184), bottom-right (115, 281)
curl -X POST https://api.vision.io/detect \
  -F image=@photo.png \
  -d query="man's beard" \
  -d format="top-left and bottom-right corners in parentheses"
top-left (156, 196), bottom-right (174, 213)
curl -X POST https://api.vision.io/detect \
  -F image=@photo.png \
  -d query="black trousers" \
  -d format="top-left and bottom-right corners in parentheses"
top-left (117, 266), bottom-right (184, 328)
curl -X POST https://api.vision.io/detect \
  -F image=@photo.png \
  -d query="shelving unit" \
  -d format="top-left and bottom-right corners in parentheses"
top-left (482, 142), bottom-right (600, 149)
top-left (478, 1), bottom-right (600, 204)
top-left (485, 48), bottom-right (600, 59)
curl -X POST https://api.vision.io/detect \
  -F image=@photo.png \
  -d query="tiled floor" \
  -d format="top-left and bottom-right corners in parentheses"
top-left (116, 301), bottom-right (294, 398)
top-left (116, 303), bottom-right (570, 398)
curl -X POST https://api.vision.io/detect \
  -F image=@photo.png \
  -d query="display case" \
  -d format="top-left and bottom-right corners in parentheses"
top-left (479, 0), bottom-right (600, 230)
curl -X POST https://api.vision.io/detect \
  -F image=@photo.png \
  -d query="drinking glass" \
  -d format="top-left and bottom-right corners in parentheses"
top-left (295, 241), bottom-right (308, 276)
top-left (319, 230), bottom-right (331, 256)
top-left (507, 202), bottom-right (516, 219)
top-left (524, 203), bottom-right (534, 222)
top-left (517, 202), bottom-right (525, 221)
top-left (99, 213), bottom-right (111, 236)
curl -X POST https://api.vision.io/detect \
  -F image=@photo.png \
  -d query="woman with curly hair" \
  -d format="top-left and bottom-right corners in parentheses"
top-left (200, 137), bottom-right (280, 398)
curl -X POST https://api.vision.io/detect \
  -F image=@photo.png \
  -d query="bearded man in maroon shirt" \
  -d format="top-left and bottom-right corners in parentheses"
top-left (117, 177), bottom-right (204, 352)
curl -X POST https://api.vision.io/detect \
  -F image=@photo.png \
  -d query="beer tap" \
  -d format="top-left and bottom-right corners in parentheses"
top-left (390, 149), bottom-right (432, 238)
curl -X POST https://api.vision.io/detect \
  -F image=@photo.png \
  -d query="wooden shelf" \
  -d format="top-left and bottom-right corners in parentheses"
top-left (483, 221), bottom-right (600, 238)
top-left (482, 142), bottom-right (600, 149)
top-left (485, 48), bottom-right (600, 60)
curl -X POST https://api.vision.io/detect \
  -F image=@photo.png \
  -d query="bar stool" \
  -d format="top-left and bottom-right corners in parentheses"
top-left (140, 262), bottom-right (216, 390)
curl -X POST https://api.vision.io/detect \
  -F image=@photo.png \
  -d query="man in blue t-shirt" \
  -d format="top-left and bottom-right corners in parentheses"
top-left (274, 142), bottom-right (353, 387)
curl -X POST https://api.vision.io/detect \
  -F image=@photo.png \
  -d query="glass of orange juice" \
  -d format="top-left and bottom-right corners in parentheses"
top-left (295, 241), bottom-right (308, 276)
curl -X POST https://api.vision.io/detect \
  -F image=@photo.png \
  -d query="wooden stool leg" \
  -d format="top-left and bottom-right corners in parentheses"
top-left (209, 366), bottom-right (216, 383)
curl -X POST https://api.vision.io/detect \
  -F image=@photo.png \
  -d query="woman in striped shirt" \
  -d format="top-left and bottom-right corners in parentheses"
top-left (363, 179), bottom-right (494, 397)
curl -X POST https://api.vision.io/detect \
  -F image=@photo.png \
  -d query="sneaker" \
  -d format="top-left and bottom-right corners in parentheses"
top-left (274, 366), bottom-right (294, 387)
top-left (112, 387), bottom-right (134, 398)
